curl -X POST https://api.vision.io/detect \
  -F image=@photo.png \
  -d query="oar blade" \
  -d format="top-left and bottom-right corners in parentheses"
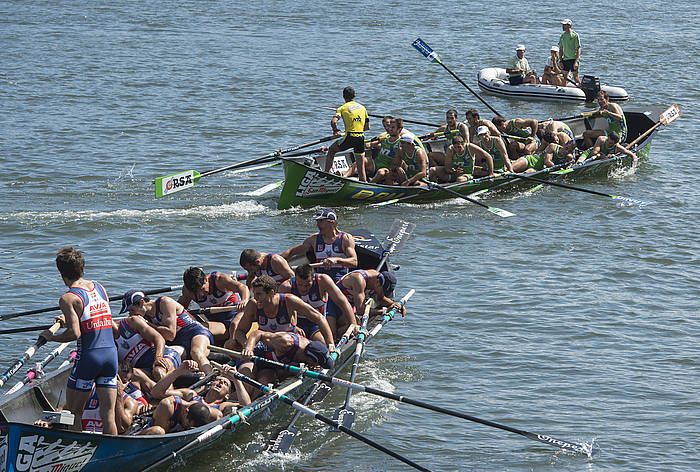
top-left (659, 104), bottom-right (681, 126)
top-left (528, 432), bottom-right (597, 457)
top-left (330, 406), bottom-right (356, 431)
top-left (154, 170), bottom-right (201, 198)
top-left (488, 207), bottom-right (516, 218)
top-left (247, 180), bottom-right (284, 197)
top-left (310, 382), bottom-right (332, 403)
top-left (412, 38), bottom-right (441, 63)
top-left (267, 425), bottom-right (299, 454)
top-left (611, 195), bottom-right (647, 206)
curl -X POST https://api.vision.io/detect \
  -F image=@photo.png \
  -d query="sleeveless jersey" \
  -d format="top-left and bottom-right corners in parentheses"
top-left (452, 145), bottom-right (474, 174)
top-left (290, 274), bottom-right (326, 316)
top-left (257, 293), bottom-right (295, 333)
top-left (315, 232), bottom-right (348, 281)
top-left (338, 270), bottom-right (369, 306)
top-left (154, 297), bottom-right (198, 332)
top-left (607, 110), bottom-right (627, 141)
top-left (115, 318), bottom-right (152, 367)
top-left (68, 283), bottom-right (114, 353)
top-left (506, 121), bottom-right (531, 139)
top-left (193, 272), bottom-right (241, 308)
top-left (481, 138), bottom-right (506, 171)
top-left (375, 135), bottom-right (400, 169)
top-left (255, 254), bottom-right (286, 283)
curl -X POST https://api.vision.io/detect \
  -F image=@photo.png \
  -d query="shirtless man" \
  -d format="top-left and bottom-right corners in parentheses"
top-left (39, 247), bottom-right (118, 435)
top-left (239, 249), bottom-right (294, 289)
top-left (279, 263), bottom-right (356, 341)
top-left (179, 267), bottom-right (249, 345)
top-left (427, 109), bottom-right (470, 167)
top-left (121, 290), bottom-right (214, 375)
top-left (476, 125), bottom-right (513, 173)
top-left (280, 207), bottom-right (357, 283)
top-left (492, 116), bottom-right (540, 158)
top-left (583, 90), bottom-right (628, 147)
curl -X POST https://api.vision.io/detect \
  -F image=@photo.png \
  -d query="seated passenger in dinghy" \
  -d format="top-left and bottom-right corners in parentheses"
top-left (506, 45), bottom-right (538, 85)
top-left (541, 46), bottom-right (566, 86)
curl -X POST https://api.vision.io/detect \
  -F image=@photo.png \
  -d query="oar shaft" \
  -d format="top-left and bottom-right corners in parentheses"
top-left (6, 342), bottom-right (70, 395)
top-left (0, 284), bottom-right (184, 322)
top-left (0, 324), bottom-right (53, 335)
top-left (367, 112), bottom-right (439, 128)
top-left (0, 322), bottom-right (60, 387)
top-left (422, 179), bottom-right (489, 209)
top-left (507, 173), bottom-right (614, 198)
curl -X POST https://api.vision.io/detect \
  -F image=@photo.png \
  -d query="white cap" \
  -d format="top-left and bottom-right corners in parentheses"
top-left (476, 125), bottom-right (490, 136)
top-left (550, 46), bottom-right (559, 52)
top-left (561, 19), bottom-right (572, 25)
top-left (515, 44), bottom-right (526, 51)
top-left (400, 134), bottom-right (415, 144)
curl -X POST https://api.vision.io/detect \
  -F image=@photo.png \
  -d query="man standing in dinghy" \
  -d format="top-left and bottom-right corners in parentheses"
top-left (280, 207), bottom-right (358, 283)
top-left (325, 86), bottom-right (371, 181)
top-left (120, 290), bottom-right (214, 375)
top-left (39, 247), bottom-right (119, 435)
top-left (559, 19), bottom-right (581, 85)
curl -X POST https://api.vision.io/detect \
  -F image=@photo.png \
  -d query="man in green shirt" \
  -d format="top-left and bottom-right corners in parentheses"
top-left (506, 45), bottom-right (538, 85)
top-left (559, 19), bottom-right (581, 85)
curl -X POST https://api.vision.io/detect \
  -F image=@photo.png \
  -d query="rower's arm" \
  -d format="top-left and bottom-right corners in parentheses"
top-left (524, 118), bottom-right (539, 137)
top-left (616, 143), bottom-right (637, 160)
top-left (150, 360), bottom-right (198, 400)
top-left (134, 316), bottom-right (166, 360)
top-left (271, 254), bottom-right (295, 281)
top-left (48, 295), bottom-right (81, 343)
top-left (234, 301), bottom-right (257, 348)
top-left (220, 274), bottom-right (250, 307)
top-left (279, 237), bottom-right (313, 261)
top-left (322, 275), bottom-right (357, 328)
top-left (497, 139), bottom-right (513, 172)
top-left (444, 146), bottom-right (455, 170)
top-left (339, 233), bottom-right (358, 269)
top-left (458, 122), bottom-right (470, 144)
top-left (289, 296), bottom-right (334, 348)
top-left (406, 150), bottom-right (428, 185)
top-left (153, 298), bottom-right (178, 342)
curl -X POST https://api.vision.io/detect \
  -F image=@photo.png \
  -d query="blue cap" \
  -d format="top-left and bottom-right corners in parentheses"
top-left (304, 341), bottom-right (334, 369)
top-left (314, 208), bottom-right (337, 221)
top-left (120, 289), bottom-right (145, 313)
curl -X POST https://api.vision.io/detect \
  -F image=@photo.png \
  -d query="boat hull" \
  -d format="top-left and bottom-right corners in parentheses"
top-left (477, 67), bottom-right (629, 102)
top-left (277, 108), bottom-right (659, 210)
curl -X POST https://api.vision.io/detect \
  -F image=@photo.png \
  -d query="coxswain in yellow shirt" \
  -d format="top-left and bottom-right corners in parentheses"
top-left (324, 86), bottom-right (371, 181)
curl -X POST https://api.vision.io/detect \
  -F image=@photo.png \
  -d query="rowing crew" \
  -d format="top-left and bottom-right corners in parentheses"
top-left (332, 88), bottom-right (636, 185)
top-left (37, 209), bottom-right (404, 435)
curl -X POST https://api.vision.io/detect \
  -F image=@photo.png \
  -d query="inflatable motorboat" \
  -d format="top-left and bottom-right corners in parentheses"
top-left (477, 67), bottom-right (629, 102)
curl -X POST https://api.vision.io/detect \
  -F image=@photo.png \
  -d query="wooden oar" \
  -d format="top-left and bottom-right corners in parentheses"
top-left (412, 38), bottom-right (502, 117)
top-left (0, 322), bottom-right (61, 387)
top-left (331, 298), bottom-right (375, 430)
top-left (5, 342), bottom-right (70, 395)
top-left (420, 178), bottom-right (515, 217)
top-left (140, 378), bottom-right (304, 472)
top-left (0, 284), bottom-right (185, 322)
top-left (266, 324), bottom-right (356, 453)
top-left (233, 371), bottom-right (432, 472)
top-left (245, 355), bottom-right (596, 457)
top-left (153, 135), bottom-right (337, 198)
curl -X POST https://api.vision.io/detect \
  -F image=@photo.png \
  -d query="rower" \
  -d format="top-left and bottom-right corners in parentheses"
top-left (429, 135), bottom-right (474, 183)
top-left (280, 263), bottom-right (357, 341)
top-left (578, 131), bottom-right (637, 163)
top-left (476, 125), bottom-right (513, 173)
top-left (335, 269), bottom-right (405, 316)
top-left (179, 267), bottom-right (249, 346)
top-left (111, 308), bottom-right (182, 381)
top-left (121, 290), bottom-right (214, 375)
top-left (427, 109), bottom-right (470, 167)
top-left (239, 249), bottom-right (294, 289)
top-left (392, 134), bottom-right (429, 186)
top-left (583, 90), bottom-right (628, 147)
top-left (492, 116), bottom-right (540, 158)
top-left (39, 247), bottom-right (119, 435)
top-left (325, 86), bottom-right (371, 181)
top-left (365, 115), bottom-right (401, 181)
top-left (280, 207), bottom-right (357, 283)
top-left (541, 119), bottom-right (575, 144)
top-left (543, 139), bottom-right (577, 167)
top-left (464, 109), bottom-right (500, 143)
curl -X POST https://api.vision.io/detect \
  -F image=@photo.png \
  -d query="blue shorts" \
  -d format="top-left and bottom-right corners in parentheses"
top-left (134, 347), bottom-right (182, 370)
top-left (325, 299), bottom-right (345, 319)
top-left (172, 324), bottom-right (214, 355)
top-left (68, 346), bottom-right (118, 392)
top-left (297, 317), bottom-right (320, 338)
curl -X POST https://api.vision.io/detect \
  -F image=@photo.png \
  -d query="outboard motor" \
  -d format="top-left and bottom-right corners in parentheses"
top-left (580, 75), bottom-right (601, 102)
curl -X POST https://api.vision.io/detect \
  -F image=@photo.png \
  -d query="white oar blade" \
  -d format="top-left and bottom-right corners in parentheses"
top-left (488, 207), bottom-right (516, 218)
top-left (154, 170), bottom-right (200, 198)
top-left (611, 195), bottom-right (648, 206)
top-left (247, 180), bottom-right (284, 196)
top-left (659, 104), bottom-right (681, 126)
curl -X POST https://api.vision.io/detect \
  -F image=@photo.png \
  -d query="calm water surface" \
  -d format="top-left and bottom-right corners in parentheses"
top-left (1, 1), bottom-right (698, 471)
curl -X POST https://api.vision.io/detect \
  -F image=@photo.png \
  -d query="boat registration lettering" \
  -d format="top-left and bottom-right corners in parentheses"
top-left (330, 156), bottom-right (349, 174)
top-left (15, 433), bottom-right (98, 472)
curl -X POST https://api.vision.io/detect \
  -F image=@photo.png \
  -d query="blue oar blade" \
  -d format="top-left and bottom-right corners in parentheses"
top-left (267, 425), bottom-right (299, 454)
top-left (412, 38), bottom-right (441, 63)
